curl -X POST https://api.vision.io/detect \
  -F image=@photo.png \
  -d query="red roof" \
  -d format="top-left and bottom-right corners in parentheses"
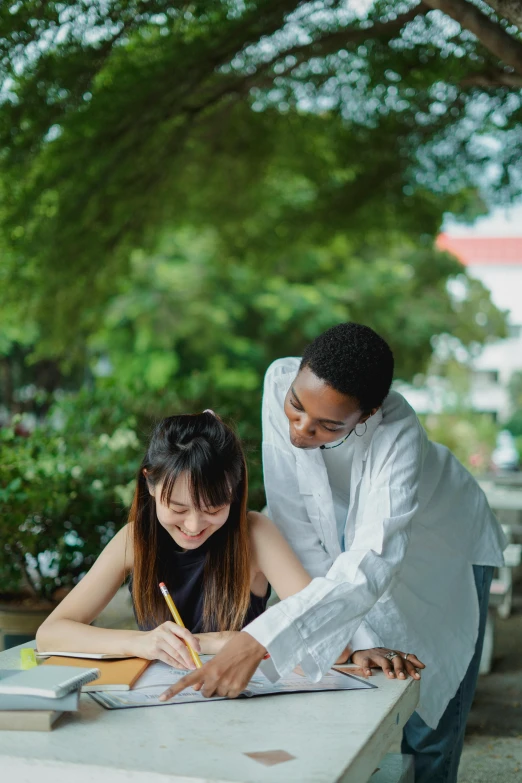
top-left (437, 234), bottom-right (522, 265)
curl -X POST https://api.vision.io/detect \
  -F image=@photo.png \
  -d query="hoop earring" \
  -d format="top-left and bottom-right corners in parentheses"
top-left (354, 421), bottom-right (367, 437)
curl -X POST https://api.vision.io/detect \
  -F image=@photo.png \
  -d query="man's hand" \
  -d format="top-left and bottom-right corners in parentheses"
top-left (351, 648), bottom-right (425, 680)
top-left (159, 631), bottom-right (267, 701)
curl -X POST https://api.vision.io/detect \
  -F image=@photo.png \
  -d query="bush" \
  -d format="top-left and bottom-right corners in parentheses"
top-left (420, 411), bottom-right (498, 474)
top-left (0, 393), bottom-right (142, 602)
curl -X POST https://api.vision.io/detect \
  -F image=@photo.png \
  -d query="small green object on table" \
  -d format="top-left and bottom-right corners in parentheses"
top-left (20, 648), bottom-right (37, 669)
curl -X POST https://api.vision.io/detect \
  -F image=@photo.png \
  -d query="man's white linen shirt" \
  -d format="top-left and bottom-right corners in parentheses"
top-left (245, 358), bottom-right (507, 729)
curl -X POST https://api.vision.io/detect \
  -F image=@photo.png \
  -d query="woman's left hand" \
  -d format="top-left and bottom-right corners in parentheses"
top-left (351, 648), bottom-right (425, 680)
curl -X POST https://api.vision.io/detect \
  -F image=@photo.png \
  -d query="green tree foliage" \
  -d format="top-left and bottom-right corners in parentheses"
top-left (82, 225), bottom-right (505, 503)
top-left (507, 370), bottom-right (522, 437)
top-left (0, 1), bottom-right (520, 353)
top-left (92, 225), bottom-right (507, 389)
top-left (0, 3), bottom-right (517, 578)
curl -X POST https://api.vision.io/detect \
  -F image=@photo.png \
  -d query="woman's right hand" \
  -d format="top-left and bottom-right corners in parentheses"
top-left (130, 622), bottom-right (202, 669)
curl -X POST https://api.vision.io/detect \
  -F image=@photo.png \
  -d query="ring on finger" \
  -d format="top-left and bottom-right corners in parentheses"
top-left (384, 651), bottom-right (399, 661)
top-left (403, 653), bottom-right (413, 661)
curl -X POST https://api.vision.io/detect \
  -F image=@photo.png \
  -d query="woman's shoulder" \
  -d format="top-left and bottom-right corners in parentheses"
top-left (108, 523), bottom-right (134, 570)
top-left (113, 522), bottom-right (133, 544)
top-left (246, 511), bottom-right (280, 549)
top-left (247, 510), bottom-right (272, 535)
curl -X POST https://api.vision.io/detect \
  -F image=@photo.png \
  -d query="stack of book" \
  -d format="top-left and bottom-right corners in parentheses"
top-left (0, 664), bottom-right (100, 731)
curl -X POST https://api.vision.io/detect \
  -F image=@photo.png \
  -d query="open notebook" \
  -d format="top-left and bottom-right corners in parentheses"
top-left (90, 658), bottom-right (375, 709)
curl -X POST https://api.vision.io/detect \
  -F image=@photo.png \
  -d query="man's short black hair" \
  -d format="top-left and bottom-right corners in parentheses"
top-left (300, 322), bottom-right (394, 413)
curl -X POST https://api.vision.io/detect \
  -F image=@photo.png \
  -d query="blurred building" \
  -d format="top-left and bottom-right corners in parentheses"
top-left (437, 234), bottom-right (522, 422)
top-left (397, 227), bottom-right (522, 423)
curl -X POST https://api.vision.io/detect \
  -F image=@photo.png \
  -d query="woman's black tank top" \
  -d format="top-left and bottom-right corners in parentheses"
top-left (128, 529), bottom-right (269, 633)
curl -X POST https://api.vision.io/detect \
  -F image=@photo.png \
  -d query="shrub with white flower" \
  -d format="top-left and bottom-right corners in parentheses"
top-left (0, 394), bottom-right (143, 602)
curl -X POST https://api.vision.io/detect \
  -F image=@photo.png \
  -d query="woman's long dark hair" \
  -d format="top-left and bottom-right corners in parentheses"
top-left (130, 412), bottom-right (251, 632)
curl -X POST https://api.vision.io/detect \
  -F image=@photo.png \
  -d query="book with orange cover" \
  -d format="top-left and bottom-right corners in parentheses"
top-left (42, 656), bottom-right (151, 691)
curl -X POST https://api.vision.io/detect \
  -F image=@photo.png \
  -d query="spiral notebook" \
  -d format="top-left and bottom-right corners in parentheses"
top-left (0, 665), bottom-right (100, 699)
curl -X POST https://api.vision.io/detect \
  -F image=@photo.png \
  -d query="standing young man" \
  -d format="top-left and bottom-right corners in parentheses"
top-left (166, 323), bottom-right (506, 783)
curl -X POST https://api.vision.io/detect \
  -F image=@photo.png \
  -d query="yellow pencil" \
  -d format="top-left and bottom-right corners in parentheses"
top-left (159, 582), bottom-right (202, 669)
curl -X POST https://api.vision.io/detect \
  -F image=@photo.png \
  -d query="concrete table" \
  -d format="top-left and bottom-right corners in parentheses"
top-left (0, 642), bottom-right (419, 783)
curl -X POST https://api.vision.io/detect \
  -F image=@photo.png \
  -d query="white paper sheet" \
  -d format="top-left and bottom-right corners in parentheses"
top-left (90, 660), bottom-right (375, 709)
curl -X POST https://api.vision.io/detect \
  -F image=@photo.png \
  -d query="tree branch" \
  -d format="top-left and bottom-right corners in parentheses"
top-left (179, 5), bottom-right (428, 118)
top-left (484, 1), bottom-right (522, 32)
top-left (423, 0), bottom-right (522, 73)
top-left (260, 3), bottom-right (427, 66)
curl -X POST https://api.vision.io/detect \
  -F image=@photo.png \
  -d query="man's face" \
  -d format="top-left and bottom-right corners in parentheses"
top-left (283, 366), bottom-right (365, 450)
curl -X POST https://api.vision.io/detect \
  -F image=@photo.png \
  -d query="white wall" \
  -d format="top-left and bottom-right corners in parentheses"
top-left (466, 262), bottom-right (522, 419)
top-left (467, 264), bottom-right (522, 326)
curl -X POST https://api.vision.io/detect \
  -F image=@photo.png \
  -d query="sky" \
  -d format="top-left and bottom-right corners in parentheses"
top-left (444, 203), bottom-right (522, 237)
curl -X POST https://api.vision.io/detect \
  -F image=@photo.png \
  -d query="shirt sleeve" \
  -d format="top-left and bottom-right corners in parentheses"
top-left (349, 621), bottom-right (383, 652)
top-left (246, 398), bottom-right (425, 681)
top-left (261, 361), bottom-right (334, 579)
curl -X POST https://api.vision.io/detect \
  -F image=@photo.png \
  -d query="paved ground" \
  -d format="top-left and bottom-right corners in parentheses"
top-left (458, 589), bottom-right (522, 782)
top-left (96, 585), bottom-right (522, 781)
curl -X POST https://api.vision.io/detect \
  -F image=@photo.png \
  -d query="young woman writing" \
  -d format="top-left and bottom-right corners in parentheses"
top-left (36, 412), bottom-right (315, 667)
